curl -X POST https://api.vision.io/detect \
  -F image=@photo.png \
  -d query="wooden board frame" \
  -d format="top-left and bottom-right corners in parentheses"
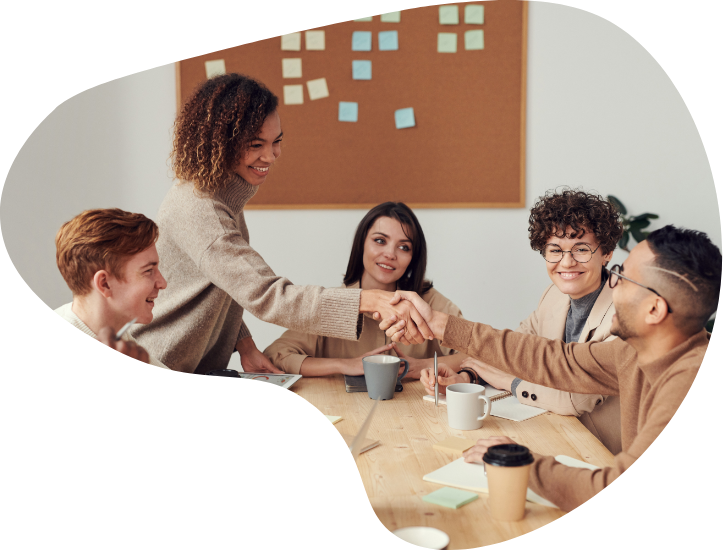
top-left (176, 0), bottom-right (528, 210)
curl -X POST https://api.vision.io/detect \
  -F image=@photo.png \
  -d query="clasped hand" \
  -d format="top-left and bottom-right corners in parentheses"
top-left (368, 290), bottom-right (438, 345)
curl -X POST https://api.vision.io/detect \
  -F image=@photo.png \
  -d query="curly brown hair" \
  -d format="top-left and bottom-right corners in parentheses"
top-left (528, 189), bottom-right (623, 254)
top-left (172, 73), bottom-right (279, 193)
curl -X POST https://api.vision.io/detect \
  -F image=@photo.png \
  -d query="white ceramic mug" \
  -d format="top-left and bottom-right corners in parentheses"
top-left (446, 383), bottom-right (492, 430)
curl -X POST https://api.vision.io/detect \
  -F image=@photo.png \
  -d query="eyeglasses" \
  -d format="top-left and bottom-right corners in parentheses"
top-left (542, 243), bottom-right (600, 263)
top-left (608, 264), bottom-right (673, 314)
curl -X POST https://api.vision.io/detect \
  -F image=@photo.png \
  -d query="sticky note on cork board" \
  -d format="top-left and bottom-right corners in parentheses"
top-left (281, 33), bottom-right (301, 51)
top-left (433, 436), bottom-right (476, 453)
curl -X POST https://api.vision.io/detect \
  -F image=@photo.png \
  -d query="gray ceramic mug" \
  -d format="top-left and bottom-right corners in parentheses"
top-left (362, 354), bottom-right (409, 400)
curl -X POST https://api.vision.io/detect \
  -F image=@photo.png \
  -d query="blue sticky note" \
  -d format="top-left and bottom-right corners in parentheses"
top-left (352, 31), bottom-right (372, 51)
top-left (338, 102), bottom-right (358, 122)
top-left (395, 107), bottom-right (415, 129)
top-left (378, 31), bottom-right (398, 51)
top-left (352, 60), bottom-right (372, 80)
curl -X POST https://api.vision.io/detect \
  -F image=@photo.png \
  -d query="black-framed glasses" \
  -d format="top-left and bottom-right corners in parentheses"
top-left (608, 264), bottom-right (673, 314)
top-left (542, 242), bottom-right (601, 263)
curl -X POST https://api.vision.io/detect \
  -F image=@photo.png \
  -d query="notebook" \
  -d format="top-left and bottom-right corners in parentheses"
top-left (423, 385), bottom-right (546, 422)
top-left (422, 455), bottom-right (600, 509)
top-left (344, 374), bottom-right (402, 394)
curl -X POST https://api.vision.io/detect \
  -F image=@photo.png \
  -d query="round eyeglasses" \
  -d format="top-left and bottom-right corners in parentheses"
top-left (542, 243), bottom-right (600, 263)
top-left (608, 264), bottom-right (673, 314)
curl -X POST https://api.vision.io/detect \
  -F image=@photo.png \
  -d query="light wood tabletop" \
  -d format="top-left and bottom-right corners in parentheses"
top-left (295, 375), bottom-right (615, 550)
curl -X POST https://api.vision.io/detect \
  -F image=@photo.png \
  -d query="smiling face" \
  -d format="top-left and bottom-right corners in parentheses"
top-left (544, 226), bottom-right (613, 300)
top-left (233, 111), bottom-right (283, 186)
top-left (359, 217), bottom-right (414, 292)
top-left (610, 241), bottom-right (656, 340)
top-left (106, 244), bottom-right (167, 325)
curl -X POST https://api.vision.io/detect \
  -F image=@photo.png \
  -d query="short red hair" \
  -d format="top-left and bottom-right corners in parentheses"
top-left (55, 208), bottom-right (159, 296)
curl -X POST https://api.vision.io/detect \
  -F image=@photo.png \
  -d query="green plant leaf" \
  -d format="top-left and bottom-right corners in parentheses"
top-left (619, 231), bottom-right (630, 250)
top-left (630, 226), bottom-right (648, 243)
top-left (629, 219), bottom-right (651, 230)
top-left (631, 213), bottom-right (659, 222)
top-left (706, 315), bottom-right (715, 333)
top-left (607, 195), bottom-right (627, 215)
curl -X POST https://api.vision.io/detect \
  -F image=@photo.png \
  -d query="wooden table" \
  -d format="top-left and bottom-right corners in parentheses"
top-left (295, 375), bottom-right (615, 550)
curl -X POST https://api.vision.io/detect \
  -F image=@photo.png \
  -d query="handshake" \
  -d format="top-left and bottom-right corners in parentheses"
top-left (361, 289), bottom-right (449, 345)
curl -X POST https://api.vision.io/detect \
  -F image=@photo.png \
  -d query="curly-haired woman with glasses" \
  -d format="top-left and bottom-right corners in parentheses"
top-left (421, 189), bottom-right (625, 454)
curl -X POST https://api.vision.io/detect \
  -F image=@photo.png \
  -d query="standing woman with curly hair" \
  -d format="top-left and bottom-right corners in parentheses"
top-left (421, 189), bottom-right (625, 454)
top-left (131, 74), bottom-right (431, 375)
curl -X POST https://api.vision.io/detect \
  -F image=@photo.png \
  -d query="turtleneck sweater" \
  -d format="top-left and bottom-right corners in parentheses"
top-left (565, 270), bottom-right (609, 344)
top-left (131, 176), bottom-right (362, 374)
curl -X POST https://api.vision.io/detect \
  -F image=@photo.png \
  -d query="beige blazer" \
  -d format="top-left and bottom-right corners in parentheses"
top-left (514, 283), bottom-right (622, 454)
top-left (264, 283), bottom-right (464, 374)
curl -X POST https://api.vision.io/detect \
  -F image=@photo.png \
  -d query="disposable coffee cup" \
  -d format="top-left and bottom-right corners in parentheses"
top-left (362, 355), bottom-right (409, 400)
top-left (483, 444), bottom-right (534, 521)
top-left (445, 383), bottom-right (492, 430)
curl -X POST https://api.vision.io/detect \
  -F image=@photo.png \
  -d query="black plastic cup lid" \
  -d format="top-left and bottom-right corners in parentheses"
top-left (482, 444), bottom-right (534, 467)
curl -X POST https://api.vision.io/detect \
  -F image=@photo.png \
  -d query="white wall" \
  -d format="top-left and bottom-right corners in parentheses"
top-left (1, 2), bottom-right (719, 370)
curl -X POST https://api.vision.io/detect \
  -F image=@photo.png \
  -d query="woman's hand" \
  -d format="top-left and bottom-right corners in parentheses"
top-left (236, 337), bottom-right (283, 374)
top-left (391, 344), bottom-right (427, 380)
top-left (463, 436), bottom-right (519, 464)
top-left (340, 343), bottom-right (396, 376)
top-left (420, 363), bottom-right (468, 395)
top-left (459, 358), bottom-right (515, 392)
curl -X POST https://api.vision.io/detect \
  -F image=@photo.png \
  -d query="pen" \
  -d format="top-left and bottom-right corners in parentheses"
top-left (115, 318), bottom-right (137, 341)
top-left (434, 352), bottom-right (439, 407)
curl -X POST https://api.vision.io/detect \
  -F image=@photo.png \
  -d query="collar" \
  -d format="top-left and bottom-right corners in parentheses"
top-left (213, 173), bottom-right (259, 214)
top-left (638, 330), bottom-right (709, 383)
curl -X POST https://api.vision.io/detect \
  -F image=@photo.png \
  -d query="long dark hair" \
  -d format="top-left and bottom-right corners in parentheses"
top-left (343, 202), bottom-right (433, 295)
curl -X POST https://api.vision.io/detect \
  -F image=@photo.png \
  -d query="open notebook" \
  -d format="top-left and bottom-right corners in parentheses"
top-left (423, 385), bottom-right (546, 422)
top-left (423, 455), bottom-right (600, 509)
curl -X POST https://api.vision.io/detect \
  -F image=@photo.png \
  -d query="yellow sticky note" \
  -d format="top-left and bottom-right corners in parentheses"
top-left (283, 84), bottom-right (304, 105)
top-left (282, 58), bottom-right (302, 78)
top-left (306, 78), bottom-right (329, 100)
top-left (325, 415), bottom-right (342, 424)
top-left (306, 30), bottom-right (325, 51)
top-left (204, 59), bottom-right (226, 79)
top-left (433, 436), bottom-right (476, 453)
top-left (281, 32), bottom-right (301, 51)
top-left (380, 11), bottom-right (401, 23)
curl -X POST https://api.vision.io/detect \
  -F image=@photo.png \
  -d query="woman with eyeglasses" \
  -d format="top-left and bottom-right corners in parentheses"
top-left (421, 189), bottom-right (625, 454)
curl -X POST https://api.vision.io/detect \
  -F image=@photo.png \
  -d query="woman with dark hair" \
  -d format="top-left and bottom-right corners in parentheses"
top-left (264, 202), bottom-right (469, 378)
top-left (131, 74), bottom-right (431, 375)
top-left (421, 188), bottom-right (626, 454)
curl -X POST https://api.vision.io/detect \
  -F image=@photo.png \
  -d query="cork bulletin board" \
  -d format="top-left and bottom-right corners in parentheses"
top-left (176, 2), bottom-right (527, 209)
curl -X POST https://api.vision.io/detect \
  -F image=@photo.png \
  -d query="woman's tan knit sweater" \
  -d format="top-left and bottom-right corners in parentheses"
top-left (131, 176), bottom-right (362, 374)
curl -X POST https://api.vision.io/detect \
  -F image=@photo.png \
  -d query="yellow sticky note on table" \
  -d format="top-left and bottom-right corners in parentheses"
top-left (283, 84), bottom-right (304, 105)
top-left (433, 436), bottom-right (476, 453)
top-left (437, 33), bottom-right (457, 53)
top-left (439, 5), bottom-right (459, 25)
top-left (282, 58), bottom-right (302, 78)
top-left (325, 415), bottom-right (342, 424)
top-left (281, 32), bottom-right (301, 51)
top-left (381, 11), bottom-right (401, 23)
top-left (204, 59), bottom-right (226, 79)
top-left (305, 30), bottom-right (325, 50)
top-left (306, 78), bottom-right (329, 100)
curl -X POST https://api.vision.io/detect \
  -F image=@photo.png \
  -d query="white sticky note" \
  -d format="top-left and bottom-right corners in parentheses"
top-left (439, 5), bottom-right (459, 25)
top-left (464, 30), bottom-right (484, 50)
top-left (281, 33), bottom-right (302, 51)
top-left (380, 11), bottom-right (401, 23)
top-left (354, 16), bottom-right (373, 22)
top-left (306, 78), bottom-right (329, 100)
top-left (465, 4), bottom-right (484, 24)
top-left (283, 84), bottom-right (304, 105)
top-left (306, 30), bottom-right (326, 51)
top-left (282, 58), bottom-right (302, 78)
top-left (437, 33), bottom-right (457, 53)
top-left (204, 59), bottom-right (226, 79)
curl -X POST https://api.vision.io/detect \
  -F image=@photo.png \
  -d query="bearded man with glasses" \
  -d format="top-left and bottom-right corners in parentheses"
top-left (391, 224), bottom-right (720, 512)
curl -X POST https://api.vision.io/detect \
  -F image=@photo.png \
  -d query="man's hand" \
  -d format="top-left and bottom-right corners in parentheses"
top-left (377, 291), bottom-right (448, 343)
top-left (420, 363), bottom-right (467, 395)
top-left (459, 358), bottom-right (516, 392)
top-left (463, 436), bottom-right (518, 464)
top-left (360, 289), bottom-right (433, 345)
top-left (97, 327), bottom-right (150, 364)
top-left (236, 337), bottom-right (283, 374)
top-left (341, 343), bottom-right (396, 376)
